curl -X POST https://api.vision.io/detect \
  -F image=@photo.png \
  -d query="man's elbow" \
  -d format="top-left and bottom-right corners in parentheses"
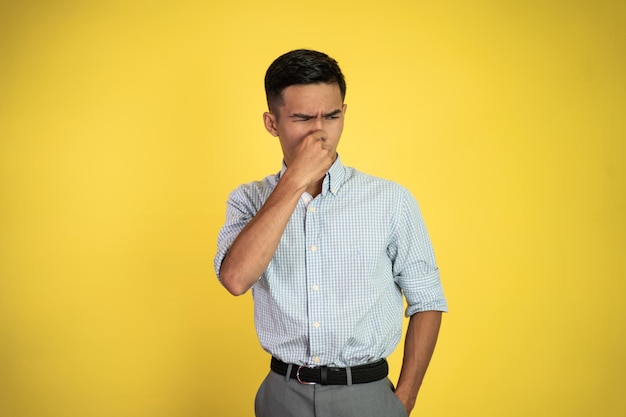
top-left (222, 281), bottom-right (249, 296)
top-left (219, 270), bottom-right (251, 296)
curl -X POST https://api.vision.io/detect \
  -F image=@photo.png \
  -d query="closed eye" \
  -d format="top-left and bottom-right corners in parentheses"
top-left (324, 110), bottom-right (342, 119)
top-left (291, 114), bottom-right (314, 122)
top-left (289, 109), bottom-right (342, 122)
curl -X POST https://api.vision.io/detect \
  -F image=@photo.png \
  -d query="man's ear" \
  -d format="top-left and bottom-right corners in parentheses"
top-left (263, 112), bottom-right (279, 137)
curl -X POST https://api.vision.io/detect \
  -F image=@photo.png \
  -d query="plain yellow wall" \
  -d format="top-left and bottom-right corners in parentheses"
top-left (1, 1), bottom-right (624, 416)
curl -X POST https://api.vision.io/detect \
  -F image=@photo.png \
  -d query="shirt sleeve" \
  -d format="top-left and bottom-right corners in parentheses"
top-left (389, 187), bottom-right (448, 316)
top-left (213, 185), bottom-right (258, 282)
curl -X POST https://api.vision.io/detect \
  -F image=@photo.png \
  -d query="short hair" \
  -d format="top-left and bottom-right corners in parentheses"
top-left (264, 49), bottom-right (347, 114)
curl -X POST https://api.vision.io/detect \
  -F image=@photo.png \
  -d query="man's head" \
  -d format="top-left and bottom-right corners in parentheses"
top-left (264, 49), bottom-right (347, 115)
top-left (262, 49), bottom-right (348, 170)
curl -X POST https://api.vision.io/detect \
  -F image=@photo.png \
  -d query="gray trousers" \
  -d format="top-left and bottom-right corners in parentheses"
top-left (254, 369), bottom-right (408, 417)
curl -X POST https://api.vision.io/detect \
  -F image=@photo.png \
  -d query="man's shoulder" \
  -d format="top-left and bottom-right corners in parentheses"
top-left (344, 166), bottom-right (409, 194)
top-left (228, 172), bottom-right (280, 200)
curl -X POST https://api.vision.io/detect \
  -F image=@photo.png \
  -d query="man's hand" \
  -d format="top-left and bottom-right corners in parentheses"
top-left (394, 389), bottom-right (414, 416)
top-left (283, 130), bottom-right (336, 193)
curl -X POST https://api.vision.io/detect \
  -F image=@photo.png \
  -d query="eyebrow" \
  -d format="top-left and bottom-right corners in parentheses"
top-left (290, 109), bottom-right (343, 119)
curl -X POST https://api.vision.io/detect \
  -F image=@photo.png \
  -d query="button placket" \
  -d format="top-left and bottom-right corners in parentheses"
top-left (305, 202), bottom-right (323, 366)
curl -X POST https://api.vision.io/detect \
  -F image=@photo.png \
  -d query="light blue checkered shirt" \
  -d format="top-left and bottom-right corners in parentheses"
top-left (215, 156), bottom-right (447, 367)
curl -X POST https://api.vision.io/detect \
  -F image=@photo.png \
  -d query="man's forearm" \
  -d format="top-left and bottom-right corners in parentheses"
top-left (394, 310), bottom-right (442, 415)
top-left (219, 174), bottom-right (306, 295)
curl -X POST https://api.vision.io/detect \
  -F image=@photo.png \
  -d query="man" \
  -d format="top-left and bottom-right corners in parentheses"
top-left (214, 49), bottom-right (447, 417)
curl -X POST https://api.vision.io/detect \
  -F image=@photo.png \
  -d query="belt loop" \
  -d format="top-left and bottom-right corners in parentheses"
top-left (285, 364), bottom-right (293, 382)
top-left (320, 366), bottom-right (328, 385)
top-left (346, 366), bottom-right (352, 386)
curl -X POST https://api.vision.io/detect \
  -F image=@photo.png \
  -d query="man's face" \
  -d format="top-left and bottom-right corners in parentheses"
top-left (264, 83), bottom-right (347, 166)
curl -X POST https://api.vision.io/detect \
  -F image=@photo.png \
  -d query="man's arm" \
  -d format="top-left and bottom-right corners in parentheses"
top-left (394, 310), bottom-right (442, 415)
top-left (219, 133), bottom-right (334, 296)
top-left (219, 173), bottom-right (305, 295)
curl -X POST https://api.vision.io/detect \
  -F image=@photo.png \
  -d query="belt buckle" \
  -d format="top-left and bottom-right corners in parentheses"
top-left (296, 365), bottom-right (316, 385)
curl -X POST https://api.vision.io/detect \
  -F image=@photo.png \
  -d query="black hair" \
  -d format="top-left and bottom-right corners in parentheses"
top-left (264, 49), bottom-right (347, 113)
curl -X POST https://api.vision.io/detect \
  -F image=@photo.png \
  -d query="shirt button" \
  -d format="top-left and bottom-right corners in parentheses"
top-left (312, 285), bottom-right (319, 291)
top-left (313, 322), bottom-right (320, 329)
top-left (310, 245), bottom-right (317, 252)
top-left (312, 356), bottom-right (320, 364)
top-left (309, 206), bottom-right (316, 213)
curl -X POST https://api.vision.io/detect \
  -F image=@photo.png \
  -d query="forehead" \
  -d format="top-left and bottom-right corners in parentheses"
top-left (279, 83), bottom-right (343, 112)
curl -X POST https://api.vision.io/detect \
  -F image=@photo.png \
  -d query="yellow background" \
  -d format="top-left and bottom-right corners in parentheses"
top-left (1, 1), bottom-right (624, 416)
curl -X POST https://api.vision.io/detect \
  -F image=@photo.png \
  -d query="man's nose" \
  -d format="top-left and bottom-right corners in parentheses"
top-left (312, 115), bottom-right (324, 130)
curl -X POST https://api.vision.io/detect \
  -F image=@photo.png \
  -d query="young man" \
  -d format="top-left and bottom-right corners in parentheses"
top-left (214, 49), bottom-right (447, 417)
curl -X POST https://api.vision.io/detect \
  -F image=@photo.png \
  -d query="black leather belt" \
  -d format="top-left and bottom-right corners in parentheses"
top-left (270, 357), bottom-right (388, 385)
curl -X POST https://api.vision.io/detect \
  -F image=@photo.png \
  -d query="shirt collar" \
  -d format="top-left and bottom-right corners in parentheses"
top-left (322, 154), bottom-right (346, 196)
top-left (279, 154), bottom-right (346, 197)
